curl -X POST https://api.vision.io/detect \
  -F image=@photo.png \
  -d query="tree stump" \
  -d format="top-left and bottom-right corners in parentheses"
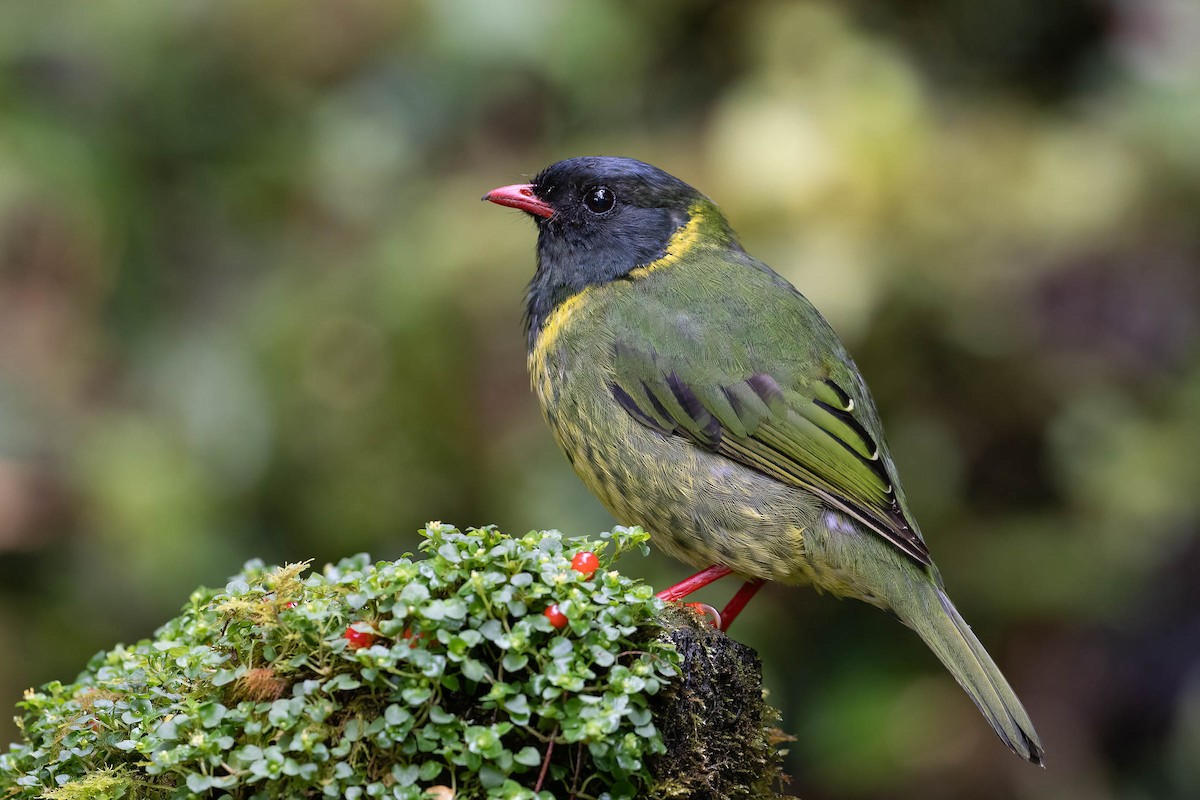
top-left (651, 606), bottom-right (793, 800)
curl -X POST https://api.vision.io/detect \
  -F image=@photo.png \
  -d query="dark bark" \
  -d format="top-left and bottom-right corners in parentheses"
top-left (649, 606), bottom-right (795, 800)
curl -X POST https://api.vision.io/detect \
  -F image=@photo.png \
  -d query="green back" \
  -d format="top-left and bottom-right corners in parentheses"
top-left (602, 213), bottom-right (932, 567)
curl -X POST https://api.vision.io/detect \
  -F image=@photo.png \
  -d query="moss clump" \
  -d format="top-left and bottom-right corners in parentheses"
top-left (0, 524), bottom-right (679, 800)
top-left (650, 606), bottom-right (792, 800)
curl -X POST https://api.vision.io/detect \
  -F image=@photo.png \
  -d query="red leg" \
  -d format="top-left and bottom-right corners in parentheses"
top-left (718, 579), bottom-right (764, 631)
top-left (656, 565), bottom-right (733, 602)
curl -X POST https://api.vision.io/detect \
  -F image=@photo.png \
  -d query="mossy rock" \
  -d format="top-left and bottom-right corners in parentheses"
top-left (0, 524), bottom-right (788, 799)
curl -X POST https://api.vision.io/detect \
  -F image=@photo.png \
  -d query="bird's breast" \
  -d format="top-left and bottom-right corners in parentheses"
top-left (526, 297), bottom-right (827, 585)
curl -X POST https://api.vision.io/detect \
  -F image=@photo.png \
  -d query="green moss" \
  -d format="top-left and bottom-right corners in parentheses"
top-left (0, 524), bottom-right (680, 800)
top-left (41, 767), bottom-right (135, 800)
top-left (650, 606), bottom-right (791, 800)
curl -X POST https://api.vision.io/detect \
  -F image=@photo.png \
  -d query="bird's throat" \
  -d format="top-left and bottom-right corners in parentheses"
top-left (524, 202), bottom-right (718, 353)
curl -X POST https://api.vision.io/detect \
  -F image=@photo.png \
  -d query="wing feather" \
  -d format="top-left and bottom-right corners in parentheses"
top-left (608, 338), bottom-right (931, 565)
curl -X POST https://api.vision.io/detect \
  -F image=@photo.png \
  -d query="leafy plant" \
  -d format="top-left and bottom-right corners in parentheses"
top-left (0, 524), bottom-right (679, 800)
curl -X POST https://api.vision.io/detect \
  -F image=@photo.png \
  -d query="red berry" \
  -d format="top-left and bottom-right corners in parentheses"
top-left (343, 625), bottom-right (378, 650)
top-left (570, 551), bottom-right (599, 578)
top-left (543, 604), bottom-right (568, 629)
top-left (285, 601), bottom-right (298, 609)
top-left (401, 628), bottom-right (423, 649)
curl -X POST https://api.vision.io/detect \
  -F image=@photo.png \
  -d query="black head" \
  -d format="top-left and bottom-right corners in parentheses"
top-left (484, 156), bottom-right (727, 348)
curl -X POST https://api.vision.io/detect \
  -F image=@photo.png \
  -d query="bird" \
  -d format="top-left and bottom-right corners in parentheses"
top-left (483, 156), bottom-right (1044, 765)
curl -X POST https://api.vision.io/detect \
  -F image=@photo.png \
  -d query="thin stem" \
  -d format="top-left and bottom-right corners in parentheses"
top-left (534, 726), bottom-right (558, 793)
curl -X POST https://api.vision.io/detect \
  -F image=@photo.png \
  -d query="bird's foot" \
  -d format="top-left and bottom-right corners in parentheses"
top-left (657, 567), bottom-right (767, 632)
top-left (683, 602), bottom-right (722, 629)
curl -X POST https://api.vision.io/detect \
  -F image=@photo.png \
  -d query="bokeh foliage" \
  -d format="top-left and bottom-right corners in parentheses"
top-left (1, 1), bottom-right (1198, 798)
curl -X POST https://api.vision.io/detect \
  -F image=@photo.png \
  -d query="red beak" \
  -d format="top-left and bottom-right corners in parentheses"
top-left (482, 183), bottom-right (554, 219)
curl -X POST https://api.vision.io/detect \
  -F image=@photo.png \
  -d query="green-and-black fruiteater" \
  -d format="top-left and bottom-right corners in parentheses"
top-left (484, 156), bottom-right (1044, 765)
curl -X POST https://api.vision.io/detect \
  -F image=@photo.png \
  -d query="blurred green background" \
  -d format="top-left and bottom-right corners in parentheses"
top-left (2, 1), bottom-right (1198, 798)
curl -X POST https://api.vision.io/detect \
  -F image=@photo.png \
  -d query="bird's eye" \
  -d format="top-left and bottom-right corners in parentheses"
top-left (584, 186), bottom-right (616, 214)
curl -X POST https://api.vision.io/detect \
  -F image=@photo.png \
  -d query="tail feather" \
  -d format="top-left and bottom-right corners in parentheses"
top-left (898, 583), bottom-right (1044, 766)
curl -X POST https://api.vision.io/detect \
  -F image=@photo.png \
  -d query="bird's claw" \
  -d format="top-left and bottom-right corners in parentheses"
top-left (683, 602), bottom-right (722, 629)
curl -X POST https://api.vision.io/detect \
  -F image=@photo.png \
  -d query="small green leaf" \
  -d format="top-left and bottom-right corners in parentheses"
top-left (392, 763), bottom-right (419, 786)
top-left (199, 702), bottom-right (227, 728)
top-left (155, 714), bottom-right (187, 740)
top-left (399, 583), bottom-right (430, 604)
top-left (211, 668), bottom-right (240, 687)
top-left (479, 619), bottom-right (505, 642)
top-left (462, 658), bottom-right (490, 682)
top-left (323, 673), bottom-right (362, 692)
top-left (343, 718), bottom-right (364, 742)
top-left (401, 685), bottom-right (432, 706)
top-left (479, 764), bottom-right (505, 788)
top-left (186, 773), bottom-right (214, 792)
top-left (502, 652), bottom-right (528, 672)
top-left (428, 705), bottom-right (454, 725)
top-left (502, 694), bottom-right (530, 716)
top-left (384, 704), bottom-right (411, 726)
top-left (514, 746), bottom-right (542, 767)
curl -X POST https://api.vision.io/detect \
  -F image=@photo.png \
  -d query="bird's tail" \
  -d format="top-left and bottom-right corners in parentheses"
top-left (895, 580), bottom-right (1045, 765)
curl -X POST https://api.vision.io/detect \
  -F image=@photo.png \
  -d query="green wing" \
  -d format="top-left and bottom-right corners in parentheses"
top-left (606, 268), bottom-right (931, 566)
